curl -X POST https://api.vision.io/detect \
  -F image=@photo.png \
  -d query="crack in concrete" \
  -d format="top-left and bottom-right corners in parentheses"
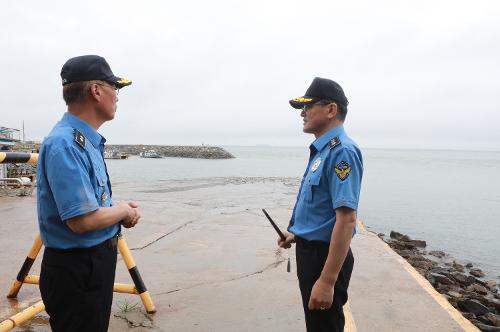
top-left (114, 310), bottom-right (154, 329)
top-left (130, 219), bottom-right (197, 251)
top-left (226, 259), bottom-right (286, 281)
top-left (153, 259), bottom-right (286, 297)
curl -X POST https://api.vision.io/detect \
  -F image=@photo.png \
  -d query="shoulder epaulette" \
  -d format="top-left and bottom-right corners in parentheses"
top-left (74, 129), bottom-right (86, 149)
top-left (329, 136), bottom-right (341, 149)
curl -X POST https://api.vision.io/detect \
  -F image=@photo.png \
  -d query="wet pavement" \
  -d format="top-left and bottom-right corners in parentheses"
top-left (0, 177), bottom-right (478, 331)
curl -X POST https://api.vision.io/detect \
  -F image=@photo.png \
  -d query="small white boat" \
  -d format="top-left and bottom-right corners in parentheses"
top-left (139, 150), bottom-right (162, 158)
top-left (104, 151), bottom-right (129, 159)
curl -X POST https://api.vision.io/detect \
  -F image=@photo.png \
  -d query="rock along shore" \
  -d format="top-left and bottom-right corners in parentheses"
top-left (13, 143), bottom-right (235, 160)
top-left (380, 230), bottom-right (500, 331)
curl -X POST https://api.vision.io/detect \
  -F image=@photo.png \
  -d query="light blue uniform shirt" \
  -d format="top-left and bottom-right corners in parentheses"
top-left (37, 112), bottom-right (118, 249)
top-left (288, 125), bottom-right (363, 242)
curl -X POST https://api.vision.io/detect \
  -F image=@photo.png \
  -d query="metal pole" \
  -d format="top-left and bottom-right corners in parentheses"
top-left (0, 178), bottom-right (23, 189)
top-left (0, 152), bottom-right (38, 165)
top-left (0, 301), bottom-right (45, 332)
top-left (117, 235), bottom-right (156, 313)
top-left (23, 275), bottom-right (139, 295)
top-left (7, 234), bottom-right (42, 298)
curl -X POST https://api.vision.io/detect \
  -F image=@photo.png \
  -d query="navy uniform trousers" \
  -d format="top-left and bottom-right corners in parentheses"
top-left (296, 236), bottom-right (354, 332)
top-left (39, 237), bottom-right (117, 332)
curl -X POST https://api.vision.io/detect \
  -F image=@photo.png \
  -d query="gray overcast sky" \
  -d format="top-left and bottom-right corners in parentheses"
top-left (1, 1), bottom-right (499, 150)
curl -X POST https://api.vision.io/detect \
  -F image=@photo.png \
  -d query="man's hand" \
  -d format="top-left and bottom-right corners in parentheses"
top-left (307, 207), bottom-right (355, 310)
top-left (277, 231), bottom-right (295, 249)
top-left (120, 201), bottom-right (141, 228)
top-left (67, 201), bottom-right (141, 233)
top-left (308, 277), bottom-right (335, 310)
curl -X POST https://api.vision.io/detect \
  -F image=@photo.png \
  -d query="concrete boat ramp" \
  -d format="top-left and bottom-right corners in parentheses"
top-left (0, 177), bottom-right (478, 331)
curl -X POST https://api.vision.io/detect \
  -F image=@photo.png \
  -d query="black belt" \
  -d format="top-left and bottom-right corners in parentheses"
top-left (46, 233), bottom-right (119, 254)
top-left (295, 236), bottom-right (330, 247)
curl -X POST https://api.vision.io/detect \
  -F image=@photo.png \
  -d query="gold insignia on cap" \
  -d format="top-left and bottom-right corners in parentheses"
top-left (311, 158), bottom-right (321, 172)
top-left (117, 78), bottom-right (131, 84)
top-left (335, 161), bottom-right (351, 181)
top-left (293, 97), bottom-right (313, 103)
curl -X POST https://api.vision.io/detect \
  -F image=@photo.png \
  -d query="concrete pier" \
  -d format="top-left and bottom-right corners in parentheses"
top-left (0, 178), bottom-right (478, 331)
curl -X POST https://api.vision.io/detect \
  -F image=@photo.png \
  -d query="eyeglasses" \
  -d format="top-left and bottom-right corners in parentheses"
top-left (94, 82), bottom-right (120, 95)
top-left (302, 102), bottom-right (333, 112)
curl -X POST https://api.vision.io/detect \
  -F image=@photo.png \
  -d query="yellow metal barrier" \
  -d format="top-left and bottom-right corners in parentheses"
top-left (0, 301), bottom-right (45, 332)
top-left (0, 152), bottom-right (38, 165)
top-left (118, 234), bottom-right (156, 313)
top-left (7, 234), bottom-right (42, 298)
top-left (2, 232), bottom-right (156, 331)
top-left (0, 152), bottom-right (37, 196)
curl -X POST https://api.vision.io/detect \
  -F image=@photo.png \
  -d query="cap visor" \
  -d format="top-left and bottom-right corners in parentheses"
top-left (289, 96), bottom-right (319, 109)
top-left (109, 76), bottom-right (132, 88)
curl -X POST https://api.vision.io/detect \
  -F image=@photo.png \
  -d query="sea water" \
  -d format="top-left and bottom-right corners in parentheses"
top-left (106, 146), bottom-right (500, 278)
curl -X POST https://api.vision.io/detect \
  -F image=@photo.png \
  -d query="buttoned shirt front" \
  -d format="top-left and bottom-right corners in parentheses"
top-left (37, 112), bottom-right (118, 249)
top-left (289, 125), bottom-right (363, 242)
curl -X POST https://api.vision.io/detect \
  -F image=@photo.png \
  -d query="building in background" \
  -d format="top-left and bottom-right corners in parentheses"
top-left (0, 127), bottom-right (20, 179)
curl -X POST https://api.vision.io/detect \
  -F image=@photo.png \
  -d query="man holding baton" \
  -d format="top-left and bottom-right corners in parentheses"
top-left (278, 77), bottom-right (363, 332)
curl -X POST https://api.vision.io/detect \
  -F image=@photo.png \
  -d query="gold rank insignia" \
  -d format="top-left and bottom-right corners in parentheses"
top-left (117, 78), bottom-right (131, 85)
top-left (293, 97), bottom-right (313, 103)
top-left (334, 161), bottom-right (351, 181)
top-left (311, 158), bottom-right (321, 172)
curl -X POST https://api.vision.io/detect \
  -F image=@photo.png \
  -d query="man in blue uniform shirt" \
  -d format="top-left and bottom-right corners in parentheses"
top-left (37, 55), bottom-right (141, 332)
top-left (278, 77), bottom-right (362, 332)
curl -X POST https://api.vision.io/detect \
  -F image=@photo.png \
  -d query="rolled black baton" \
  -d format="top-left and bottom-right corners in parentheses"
top-left (262, 209), bottom-right (291, 272)
top-left (262, 209), bottom-right (286, 241)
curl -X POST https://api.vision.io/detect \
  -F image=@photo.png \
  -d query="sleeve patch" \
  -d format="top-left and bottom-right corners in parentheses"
top-left (334, 161), bottom-right (352, 181)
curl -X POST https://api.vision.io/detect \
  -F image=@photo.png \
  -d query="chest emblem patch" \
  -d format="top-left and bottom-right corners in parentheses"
top-left (311, 158), bottom-right (321, 172)
top-left (334, 161), bottom-right (352, 181)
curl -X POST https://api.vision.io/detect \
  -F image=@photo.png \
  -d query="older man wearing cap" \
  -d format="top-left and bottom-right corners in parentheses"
top-left (278, 77), bottom-right (363, 332)
top-left (37, 55), bottom-right (140, 332)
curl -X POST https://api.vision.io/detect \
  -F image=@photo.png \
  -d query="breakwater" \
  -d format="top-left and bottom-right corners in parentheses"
top-left (13, 143), bottom-right (235, 160)
top-left (107, 145), bottom-right (234, 159)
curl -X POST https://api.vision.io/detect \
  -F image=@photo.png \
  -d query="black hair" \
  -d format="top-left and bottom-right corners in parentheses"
top-left (62, 81), bottom-right (90, 105)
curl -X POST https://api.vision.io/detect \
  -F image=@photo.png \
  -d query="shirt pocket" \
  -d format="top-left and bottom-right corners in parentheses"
top-left (304, 174), bottom-right (321, 202)
top-left (95, 176), bottom-right (107, 206)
